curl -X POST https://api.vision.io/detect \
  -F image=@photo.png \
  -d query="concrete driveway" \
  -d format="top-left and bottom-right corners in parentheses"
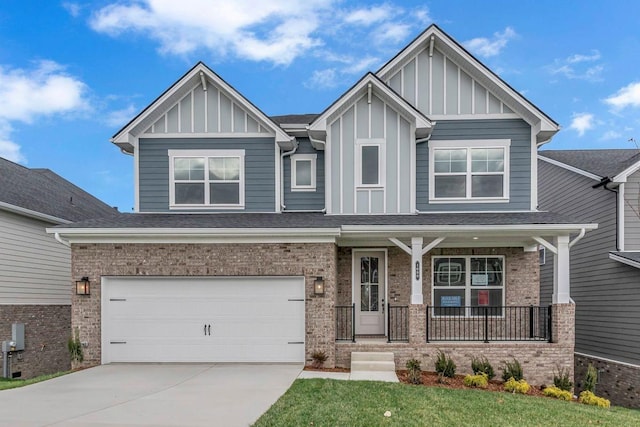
top-left (0, 364), bottom-right (302, 427)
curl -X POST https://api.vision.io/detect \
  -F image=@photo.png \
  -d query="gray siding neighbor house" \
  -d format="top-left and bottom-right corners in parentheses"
top-left (51, 25), bottom-right (596, 387)
top-left (0, 157), bottom-right (117, 379)
top-left (539, 149), bottom-right (640, 408)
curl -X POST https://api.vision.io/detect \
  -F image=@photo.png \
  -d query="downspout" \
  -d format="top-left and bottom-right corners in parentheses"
top-left (54, 232), bottom-right (70, 248)
top-left (120, 148), bottom-right (133, 156)
top-left (593, 177), bottom-right (620, 250)
top-left (568, 228), bottom-right (586, 248)
top-left (280, 140), bottom-right (299, 211)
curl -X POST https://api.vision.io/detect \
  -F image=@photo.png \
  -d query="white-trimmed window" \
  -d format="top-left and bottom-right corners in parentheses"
top-left (291, 154), bottom-right (316, 191)
top-left (429, 140), bottom-right (510, 202)
top-left (356, 139), bottom-right (385, 187)
top-left (432, 255), bottom-right (505, 316)
top-left (169, 149), bottom-right (245, 208)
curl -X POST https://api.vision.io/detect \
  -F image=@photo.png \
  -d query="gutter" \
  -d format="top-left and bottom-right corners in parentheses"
top-left (593, 177), bottom-right (621, 250)
top-left (54, 232), bottom-right (70, 247)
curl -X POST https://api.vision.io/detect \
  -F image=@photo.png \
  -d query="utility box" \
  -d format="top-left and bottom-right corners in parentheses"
top-left (12, 323), bottom-right (24, 351)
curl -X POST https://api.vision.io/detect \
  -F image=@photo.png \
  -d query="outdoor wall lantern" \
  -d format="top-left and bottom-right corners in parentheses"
top-left (314, 276), bottom-right (325, 296)
top-left (76, 277), bottom-right (90, 295)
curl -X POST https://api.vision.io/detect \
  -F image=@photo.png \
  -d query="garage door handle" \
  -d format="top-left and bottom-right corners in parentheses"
top-left (204, 324), bottom-right (207, 336)
top-left (208, 324), bottom-right (211, 336)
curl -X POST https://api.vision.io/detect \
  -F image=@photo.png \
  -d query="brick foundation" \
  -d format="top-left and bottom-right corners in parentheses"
top-left (575, 353), bottom-right (640, 408)
top-left (0, 305), bottom-right (70, 378)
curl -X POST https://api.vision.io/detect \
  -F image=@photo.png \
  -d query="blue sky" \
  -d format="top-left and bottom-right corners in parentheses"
top-left (1, 1), bottom-right (640, 212)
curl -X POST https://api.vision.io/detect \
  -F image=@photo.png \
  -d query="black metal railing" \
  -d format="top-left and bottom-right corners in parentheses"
top-left (388, 304), bottom-right (409, 342)
top-left (335, 304), bottom-right (355, 342)
top-left (426, 305), bottom-right (552, 343)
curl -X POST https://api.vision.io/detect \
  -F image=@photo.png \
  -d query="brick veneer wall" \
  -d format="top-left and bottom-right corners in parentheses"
top-left (71, 242), bottom-right (337, 368)
top-left (575, 353), bottom-right (640, 408)
top-left (0, 305), bottom-right (70, 378)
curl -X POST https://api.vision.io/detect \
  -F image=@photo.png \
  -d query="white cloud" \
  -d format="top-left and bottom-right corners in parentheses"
top-left (567, 50), bottom-right (601, 64)
top-left (305, 68), bottom-right (338, 89)
top-left (463, 27), bottom-right (516, 58)
top-left (548, 50), bottom-right (603, 82)
top-left (0, 61), bottom-right (89, 163)
top-left (343, 4), bottom-right (394, 26)
top-left (105, 104), bottom-right (138, 128)
top-left (604, 82), bottom-right (640, 110)
top-left (62, 2), bottom-right (82, 17)
top-left (601, 130), bottom-right (622, 141)
top-left (342, 56), bottom-right (380, 75)
top-left (373, 22), bottom-right (412, 45)
top-left (569, 113), bottom-right (595, 136)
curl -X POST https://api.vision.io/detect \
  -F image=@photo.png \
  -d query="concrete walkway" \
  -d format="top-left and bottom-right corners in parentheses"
top-left (0, 364), bottom-right (302, 427)
top-left (298, 370), bottom-right (399, 382)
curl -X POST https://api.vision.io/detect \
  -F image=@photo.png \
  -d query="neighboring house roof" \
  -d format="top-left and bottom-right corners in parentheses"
top-left (609, 251), bottom-right (640, 269)
top-left (270, 114), bottom-right (319, 126)
top-left (540, 149), bottom-right (640, 180)
top-left (0, 157), bottom-right (117, 223)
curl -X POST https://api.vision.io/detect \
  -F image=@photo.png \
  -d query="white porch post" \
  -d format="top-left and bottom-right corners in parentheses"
top-left (411, 237), bottom-right (424, 304)
top-left (553, 234), bottom-right (571, 304)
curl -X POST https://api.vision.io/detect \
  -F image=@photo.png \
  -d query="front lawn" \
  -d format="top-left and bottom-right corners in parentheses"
top-left (0, 371), bottom-right (69, 391)
top-left (254, 379), bottom-right (640, 427)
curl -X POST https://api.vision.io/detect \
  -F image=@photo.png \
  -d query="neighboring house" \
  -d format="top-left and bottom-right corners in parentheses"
top-left (51, 25), bottom-right (596, 385)
top-left (0, 157), bottom-right (117, 378)
top-left (539, 149), bottom-right (640, 407)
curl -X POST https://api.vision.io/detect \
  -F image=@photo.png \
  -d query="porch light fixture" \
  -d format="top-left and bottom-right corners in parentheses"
top-left (76, 277), bottom-right (90, 296)
top-left (314, 277), bottom-right (325, 296)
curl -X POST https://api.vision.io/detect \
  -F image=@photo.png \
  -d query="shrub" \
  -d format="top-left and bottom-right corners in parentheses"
top-left (504, 377), bottom-right (530, 394)
top-left (583, 364), bottom-right (598, 393)
top-left (67, 328), bottom-right (83, 363)
top-left (406, 359), bottom-right (422, 385)
top-left (310, 350), bottom-right (327, 368)
top-left (579, 391), bottom-right (610, 408)
top-left (463, 373), bottom-right (488, 389)
top-left (543, 386), bottom-right (573, 401)
top-left (501, 358), bottom-right (523, 382)
top-left (471, 356), bottom-right (495, 380)
top-left (553, 366), bottom-right (573, 392)
top-left (435, 351), bottom-right (456, 379)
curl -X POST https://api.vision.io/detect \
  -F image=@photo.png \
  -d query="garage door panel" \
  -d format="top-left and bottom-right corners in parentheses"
top-left (102, 277), bottom-right (305, 363)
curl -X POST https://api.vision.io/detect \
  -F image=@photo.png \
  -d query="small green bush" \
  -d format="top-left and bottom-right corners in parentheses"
top-left (583, 364), bottom-right (598, 393)
top-left (504, 377), bottom-right (530, 394)
top-left (471, 356), bottom-right (495, 380)
top-left (406, 359), bottom-right (422, 385)
top-left (463, 373), bottom-right (488, 388)
top-left (579, 391), bottom-right (610, 408)
top-left (543, 386), bottom-right (573, 401)
top-left (435, 351), bottom-right (456, 379)
top-left (553, 366), bottom-right (573, 392)
top-left (501, 358), bottom-right (523, 382)
top-left (67, 328), bottom-right (83, 363)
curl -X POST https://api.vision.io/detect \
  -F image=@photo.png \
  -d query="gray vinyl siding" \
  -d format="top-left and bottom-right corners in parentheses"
top-left (138, 137), bottom-right (276, 212)
top-left (624, 170), bottom-right (640, 250)
top-left (0, 210), bottom-right (71, 305)
top-left (283, 138), bottom-right (325, 211)
top-left (417, 119), bottom-right (531, 211)
top-left (539, 159), bottom-right (640, 365)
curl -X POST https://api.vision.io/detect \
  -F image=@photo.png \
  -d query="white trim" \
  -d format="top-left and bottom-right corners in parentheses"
top-left (618, 182), bottom-right (625, 250)
top-left (613, 159), bottom-right (640, 183)
top-left (291, 153), bottom-right (317, 191)
top-left (575, 352), bottom-right (640, 370)
top-left (538, 155), bottom-right (602, 181)
top-left (327, 121), bottom-right (333, 214)
top-left (134, 137), bottom-right (140, 212)
top-left (609, 252), bottom-right (640, 269)
top-left (138, 132), bottom-right (271, 139)
top-left (530, 126), bottom-right (538, 210)
top-left (428, 139), bottom-right (511, 203)
top-left (0, 201), bottom-right (70, 224)
top-left (355, 139), bottom-right (386, 188)
top-left (275, 143), bottom-right (281, 212)
top-left (410, 123), bottom-right (416, 213)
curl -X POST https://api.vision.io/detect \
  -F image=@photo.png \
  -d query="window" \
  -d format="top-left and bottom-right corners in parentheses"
top-left (539, 246), bottom-right (546, 265)
top-left (291, 154), bottom-right (316, 191)
top-left (429, 140), bottom-right (510, 202)
top-left (169, 149), bottom-right (244, 208)
top-left (356, 140), bottom-right (385, 187)
top-left (432, 256), bottom-right (505, 316)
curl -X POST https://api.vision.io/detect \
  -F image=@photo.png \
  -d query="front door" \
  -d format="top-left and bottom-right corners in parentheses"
top-left (355, 250), bottom-right (386, 335)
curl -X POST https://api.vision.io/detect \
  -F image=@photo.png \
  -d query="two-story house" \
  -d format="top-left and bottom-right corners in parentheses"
top-left (539, 149), bottom-right (640, 407)
top-left (50, 25), bottom-right (596, 385)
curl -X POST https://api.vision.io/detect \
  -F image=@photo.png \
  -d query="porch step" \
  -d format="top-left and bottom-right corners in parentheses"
top-left (351, 352), bottom-right (396, 373)
top-left (351, 352), bottom-right (395, 362)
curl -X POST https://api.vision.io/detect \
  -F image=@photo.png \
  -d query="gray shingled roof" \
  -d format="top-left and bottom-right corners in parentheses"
top-left (0, 157), bottom-right (118, 222)
top-left (540, 149), bottom-right (640, 179)
top-left (53, 211), bottom-right (589, 229)
top-left (610, 251), bottom-right (640, 267)
top-left (270, 114), bottom-right (319, 126)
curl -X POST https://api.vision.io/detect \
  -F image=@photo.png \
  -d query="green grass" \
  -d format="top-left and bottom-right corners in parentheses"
top-left (254, 379), bottom-right (640, 427)
top-left (0, 371), bottom-right (70, 391)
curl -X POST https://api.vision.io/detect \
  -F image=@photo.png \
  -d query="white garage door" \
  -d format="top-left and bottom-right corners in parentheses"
top-left (101, 276), bottom-right (305, 363)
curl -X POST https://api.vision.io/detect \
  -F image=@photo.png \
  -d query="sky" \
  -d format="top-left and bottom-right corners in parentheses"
top-left (1, 1), bottom-right (640, 212)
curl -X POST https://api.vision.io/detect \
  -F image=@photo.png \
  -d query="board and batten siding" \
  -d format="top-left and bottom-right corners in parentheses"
top-left (138, 137), bottom-right (276, 212)
top-left (0, 210), bottom-right (71, 305)
top-left (329, 93), bottom-right (412, 214)
top-left (538, 159), bottom-right (640, 366)
top-left (385, 48), bottom-right (515, 117)
top-left (624, 169), bottom-right (640, 250)
top-left (283, 138), bottom-right (325, 211)
top-left (417, 119), bottom-right (531, 211)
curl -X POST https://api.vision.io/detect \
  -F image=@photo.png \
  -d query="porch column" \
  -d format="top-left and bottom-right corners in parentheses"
top-left (411, 237), bottom-right (424, 304)
top-left (553, 235), bottom-right (571, 304)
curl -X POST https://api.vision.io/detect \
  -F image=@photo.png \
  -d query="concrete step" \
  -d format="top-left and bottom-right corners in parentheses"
top-left (351, 352), bottom-right (395, 362)
top-left (351, 360), bottom-right (396, 372)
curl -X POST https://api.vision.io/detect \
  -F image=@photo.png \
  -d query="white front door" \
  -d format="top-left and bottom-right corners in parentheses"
top-left (355, 250), bottom-right (386, 335)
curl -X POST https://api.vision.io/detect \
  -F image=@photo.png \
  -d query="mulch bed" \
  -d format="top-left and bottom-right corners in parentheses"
top-left (303, 366), bottom-right (351, 373)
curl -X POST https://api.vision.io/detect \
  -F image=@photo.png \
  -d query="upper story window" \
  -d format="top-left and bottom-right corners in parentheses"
top-left (429, 140), bottom-right (510, 203)
top-left (291, 154), bottom-right (316, 192)
top-left (168, 149), bottom-right (245, 209)
top-left (356, 139), bottom-right (385, 187)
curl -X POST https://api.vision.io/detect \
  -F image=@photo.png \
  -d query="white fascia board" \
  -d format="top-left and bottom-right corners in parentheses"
top-left (0, 201), bottom-right (70, 225)
top-left (340, 223), bottom-right (597, 236)
top-left (612, 160), bottom-right (640, 183)
top-left (48, 227), bottom-right (341, 236)
top-left (538, 155), bottom-right (603, 182)
top-left (609, 252), bottom-right (640, 269)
